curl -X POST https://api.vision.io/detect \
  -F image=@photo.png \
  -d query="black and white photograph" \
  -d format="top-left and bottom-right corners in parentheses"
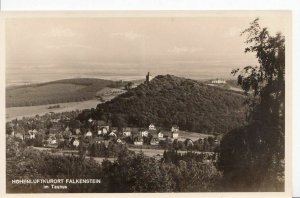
top-left (3, 11), bottom-right (290, 194)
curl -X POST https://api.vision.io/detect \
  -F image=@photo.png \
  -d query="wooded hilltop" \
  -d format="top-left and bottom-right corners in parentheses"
top-left (83, 75), bottom-right (246, 135)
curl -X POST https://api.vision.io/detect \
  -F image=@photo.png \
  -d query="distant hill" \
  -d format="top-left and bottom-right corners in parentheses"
top-left (6, 78), bottom-right (127, 107)
top-left (85, 75), bottom-right (247, 135)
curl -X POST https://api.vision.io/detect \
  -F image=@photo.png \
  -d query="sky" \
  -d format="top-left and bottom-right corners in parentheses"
top-left (5, 12), bottom-right (291, 85)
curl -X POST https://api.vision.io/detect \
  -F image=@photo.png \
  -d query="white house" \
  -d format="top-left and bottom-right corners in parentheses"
top-left (158, 132), bottom-right (164, 139)
top-left (123, 128), bottom-right (132, 137)
top-left (50, 139), bottom-right (57, 145)
top-left (134, 137), bottom-right (143, 145)
top-left (172, 132), bottom-right (179, 139)
top-left (73, 139), bottom-right (80, 147)
top-left (149, 124), bottom-right (156, 130)
top-left (140, 130), bottom-right (149, 137)
top-left (25, 130), bottom-right (36, 139)
top-left (211, 79), bottom-right (226, 84)
top-left (98, 127), bottom-right (108, 135)
top-left (171, 125), bottom-right (179, 132)
top-left (85, 131), bottom-right (93, 137)
top-left (117, 138), bottom-right (123, 144)
top-left (123, 131), bottom-right (131, 137)
top-left (109, 131), bottom-right (117, 137)
top-left (102, 127), bottom-right (108, 135)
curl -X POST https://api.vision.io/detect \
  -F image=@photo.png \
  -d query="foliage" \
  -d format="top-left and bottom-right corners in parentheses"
top-left (101, 151), bottom-right (221, 192)
top-left (6, 137), bottom-right (103, 193)
top-left (219, 18), bottom-right (285, 191)
top-left (7, 136), bottom-right (222, 193)
top-left (86, 75), bottom-right (246, 134)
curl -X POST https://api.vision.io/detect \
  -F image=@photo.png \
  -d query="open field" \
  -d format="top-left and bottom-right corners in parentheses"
top-left (6, 78), bottom-right (126, 107)
top-left (6, 99), bottom-right (101, 121)
top-left (178, 131), bottom-right (214, 141)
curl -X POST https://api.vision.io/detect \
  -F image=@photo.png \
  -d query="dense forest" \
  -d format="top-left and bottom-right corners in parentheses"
top-left (6, 137), bottom-right (221, 193)
top-left (6, 78), bottom-right (127, 107)
top-left (87, 75), bottom-right (246, 134)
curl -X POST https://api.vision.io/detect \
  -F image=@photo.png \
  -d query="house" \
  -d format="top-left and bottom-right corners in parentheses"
top-left (25, 130), bottom-right (36, 139)
top-left (73, 139), bottom-right (80, 147)
top-left (94, 137), bottom-right (104, 144)
top-left (109, 131), bottom-right (117, 137)
top-left (140, 129), bottom-right (149, 137)
top-left (150, 138), bottom-right (159, 145)
top-left (134, 137), bottom-right (143, 145)
top-left (171, 125), bottom-right (179, 132)
top-left (123, 131), bottom-right (131, 137)
top-left (158, 132), bottom-right (164, 139)
top-left (214, 139), bottom-right (220, 145)
top-left (117, 138), bottom-right (124, 144)
top-left (111, 127), bottom-right (118, 133)
top-left (75, 128), bottom-right (81, 135)
top-left (46, 134), bottom-right (57, 145)
top-left (123, 127), bottom-right (132, 137)
top-left (98, 126), bottom-right (109, 135)
top-left (172, 131), bottom-right (179, 139)
top-left (211, 79), bottom-right (226, 84)
top-left (85, 131), bottom-right (93, 137)
top-left (149, 123), bottom-right (156, 130)
top-left (14, 132), bottom-right (24, 140)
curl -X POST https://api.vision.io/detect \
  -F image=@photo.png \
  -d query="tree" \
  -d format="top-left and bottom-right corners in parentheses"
top-left (125, 82), bottom-right (134, 90)
top-left (218, 18), bottom-right (285, 191)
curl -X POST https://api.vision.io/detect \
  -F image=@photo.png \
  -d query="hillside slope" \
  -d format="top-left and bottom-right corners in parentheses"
top-left (90, 75), bottom-right (246, 134)
top-left (6, 78), bottom-right (126, 107)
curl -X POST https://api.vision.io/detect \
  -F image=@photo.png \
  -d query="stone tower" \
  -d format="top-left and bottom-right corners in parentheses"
top-left (146, 72), bottom-right (150, 83)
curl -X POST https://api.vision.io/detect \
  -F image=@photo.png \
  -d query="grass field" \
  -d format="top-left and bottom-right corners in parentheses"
top-left (6, 78), bottom-right (127, 107)
top-left (178, 131), bottom-right (214, 141)
top-left (6, 99), bottom-right (101, 121)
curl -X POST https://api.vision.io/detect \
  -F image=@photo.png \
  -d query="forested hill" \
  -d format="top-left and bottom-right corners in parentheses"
top-left (90, 75), bottom-right (246, 134)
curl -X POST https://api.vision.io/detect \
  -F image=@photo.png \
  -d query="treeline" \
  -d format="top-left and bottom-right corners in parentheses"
top-left (87, 75), bottom-right (246, 134)
top-left (6, 78), bottom-right (127, 107)
top-left (161, 138), bottom-right (219, 152)
top-left (7, 136), bottom-right (222, 193)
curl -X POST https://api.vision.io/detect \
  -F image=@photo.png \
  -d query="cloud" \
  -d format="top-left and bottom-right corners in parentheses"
top-left (45, 43), bottom-right (93, 50)
top-left (111, 31), bottom-right (144, 41)
top-left (167, 46), bottom-right (203, 55)
top-left (43, 26), bottom-right (80, 38)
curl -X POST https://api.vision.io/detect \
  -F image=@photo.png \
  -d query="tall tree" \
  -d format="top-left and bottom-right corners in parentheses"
top-left (218, 18), bottom-right (285, 191)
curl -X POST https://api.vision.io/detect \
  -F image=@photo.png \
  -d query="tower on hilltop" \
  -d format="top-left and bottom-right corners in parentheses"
top-left (145, 72), bottom-right (152, 83)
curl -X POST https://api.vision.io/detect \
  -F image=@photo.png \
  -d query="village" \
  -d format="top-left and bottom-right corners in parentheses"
top-left (6, 110), bottom-right (220, 154)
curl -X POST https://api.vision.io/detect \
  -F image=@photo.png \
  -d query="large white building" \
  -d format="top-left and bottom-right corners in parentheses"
top-left (211, 79), bottom-right (226, 84)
